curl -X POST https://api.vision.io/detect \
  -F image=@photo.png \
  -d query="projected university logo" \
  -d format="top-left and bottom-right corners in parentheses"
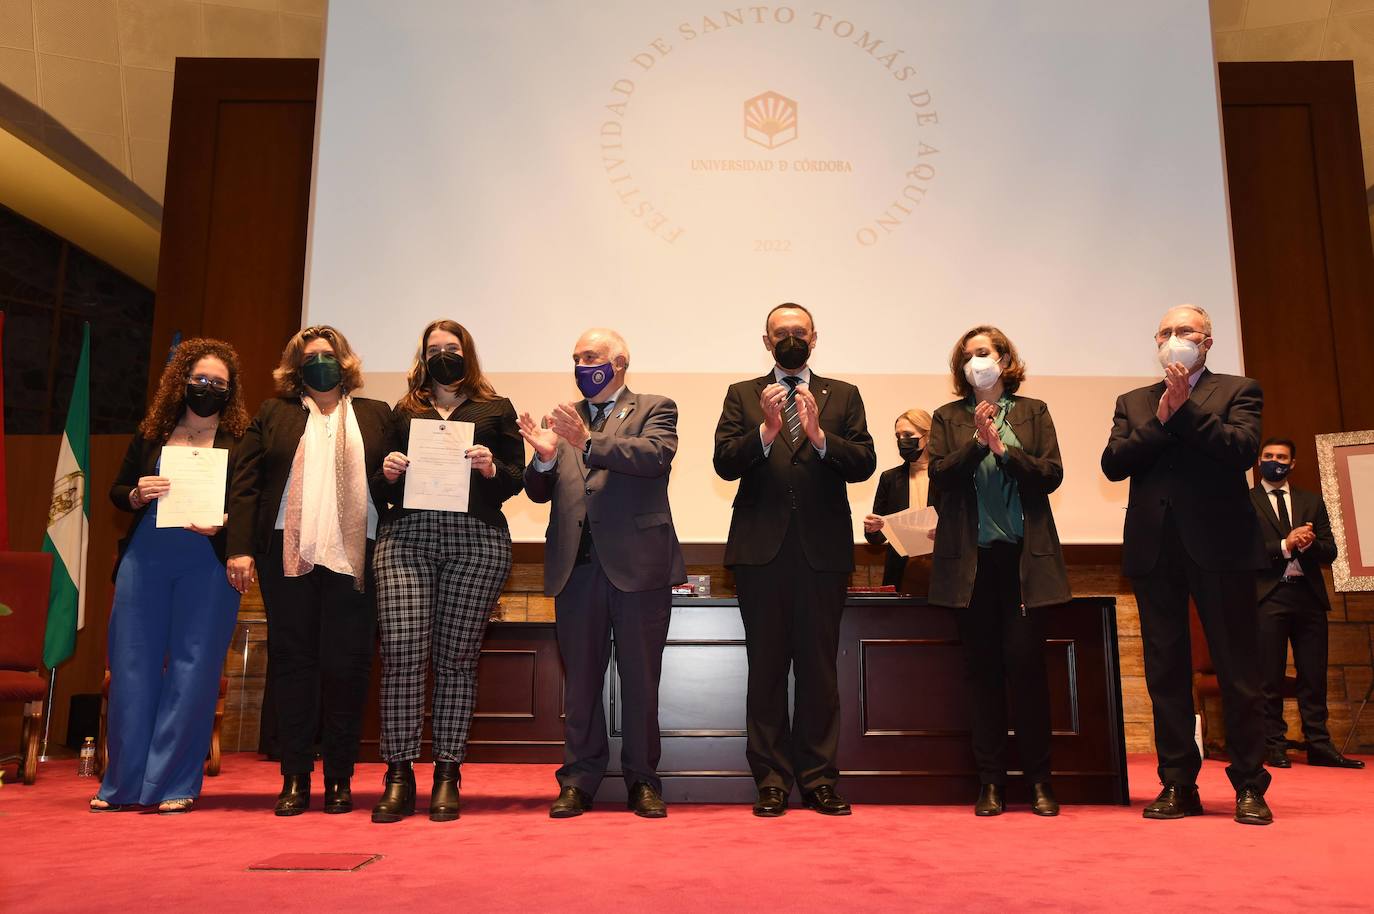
top-left (744, 91), bottom-right (797, 149)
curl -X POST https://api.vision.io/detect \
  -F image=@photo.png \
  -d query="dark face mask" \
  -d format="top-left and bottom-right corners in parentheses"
top-left (773, 335), bottom-right (810, 371)
top-left (1259, 460), bottom-right (1292, 483)
top-left (301, 353), bottom-right (342, 392)
top-left (575, 362), bottom-right (614, 399)
top-left (427, 351), bottom-right (466, 387)
top-left (185, 384), bottom-right (229, 418)
top-left (897, 436), bottom-right (924, 463)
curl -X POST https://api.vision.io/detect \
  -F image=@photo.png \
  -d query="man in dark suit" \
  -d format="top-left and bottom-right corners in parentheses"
top-left (519, 328), bottom-right (685, 819)
top-left (1101, 304), bottom-right (1274, 825)
top-left (714, 303), bottom-right (876, 817)
top-left (1249, 437), bottom-right (1363, 769)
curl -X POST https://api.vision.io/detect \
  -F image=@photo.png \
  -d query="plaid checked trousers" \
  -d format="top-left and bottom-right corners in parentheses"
top-left (375, 511), bottom-right (512, 763)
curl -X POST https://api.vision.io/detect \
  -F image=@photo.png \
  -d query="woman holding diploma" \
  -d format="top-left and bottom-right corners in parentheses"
top-left (370, 319), bottom-right (523, 823)
top-left (863, 408), bottom-right (933, 594)
top-left (91, 338), bottom-right (248, 814)
top-left (927, 326), bottom-right (1070, 818)
top-left (226, 326), bottom-right (394, 816)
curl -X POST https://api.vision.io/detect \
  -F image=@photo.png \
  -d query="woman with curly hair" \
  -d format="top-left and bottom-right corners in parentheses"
top-left (91, 338), bottom-right (250, 814)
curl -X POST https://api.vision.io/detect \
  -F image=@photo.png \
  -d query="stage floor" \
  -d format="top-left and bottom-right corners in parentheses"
top-left (2, 754), bottom-right (1369, 913)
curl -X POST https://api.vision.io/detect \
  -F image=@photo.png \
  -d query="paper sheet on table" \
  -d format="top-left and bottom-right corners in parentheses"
top-left (880, 505), bottom-right (939, 557)
top-left (156, 445), bottom-right (228, 528)
top-left (403, 418), bottom-right (475, 512)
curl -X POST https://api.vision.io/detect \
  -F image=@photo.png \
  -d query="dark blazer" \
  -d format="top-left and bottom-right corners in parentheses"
top-left (713, 372), bottom-right (876, 572)
top-left (524, 390), bottom-right (685, 596)
top-left (378, 398), bottom-right (525, 531)
top-left (1101, 369), bottom-right (1266, 577)
top-left (1250, 483), bottom-right (1337, 611)
top-left (226, 396), bottom-right (395, 558)
top-left (109, 426), bottom-right (242, 575)
top-left (926, 396), bottom-right (1071, 609)
top-left (866, 464), bottom-right (915, 589)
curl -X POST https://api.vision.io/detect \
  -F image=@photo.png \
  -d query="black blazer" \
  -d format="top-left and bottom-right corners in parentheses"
top-left (926, 396), bottom-right (1071, 609)
top-left (866, 464), bottom-right (914, 589)
top-left (1101, 369), bottom-right (1266, 577)
top-left (1250, 483), bottom-right (1337, 611)
top-left (377, 398), bottom-right (525, 531)
top-left (713, 372), bottom-right (876, 572)
top-left (226, 396), bottom-right (396, 558)
top-left (109, 427), bottom-right (242, 576)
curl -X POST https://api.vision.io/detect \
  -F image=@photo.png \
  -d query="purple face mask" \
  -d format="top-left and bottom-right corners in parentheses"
top-left (575, 362), bottom-right (614, 398)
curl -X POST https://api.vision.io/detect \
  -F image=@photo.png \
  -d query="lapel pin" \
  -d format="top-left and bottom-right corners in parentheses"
top-left (617, 408), bottom-right (627, 420)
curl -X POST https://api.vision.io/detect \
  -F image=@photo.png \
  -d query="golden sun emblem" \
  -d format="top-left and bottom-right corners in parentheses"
top-left (48, 470), bottom-right (84, 526)
top-left (744, 91), bottom-right (798, 149)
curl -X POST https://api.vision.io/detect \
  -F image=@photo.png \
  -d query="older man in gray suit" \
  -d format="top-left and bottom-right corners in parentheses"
top-left (519, 328), bottom-right (685, 819)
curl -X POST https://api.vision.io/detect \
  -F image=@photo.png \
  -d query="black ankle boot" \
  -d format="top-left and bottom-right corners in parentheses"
top-left (974, 783), bottom-right (1004, 817)
top-left (323, 777), bottom-right (353, 814)
top-left (430, 761), bottom-right (461, 822)
top-left (274, 773), bottom-right (310, 817)
top-left (371, 762), bottom-right (416, 824)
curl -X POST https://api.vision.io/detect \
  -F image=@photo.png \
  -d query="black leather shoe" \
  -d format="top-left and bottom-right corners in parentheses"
top-left (1307, 744), bottom-right (1365, 769)
top-left (370, 762), bottom-right (416, 824)
top-left (323, 778), bottom-right (352, 814)
top-left (1142, 782), bottom-right (1203, 819)
top-left (802, 784), bottom-right (852, 816)
top-left (974, 784), bottom-right (1004, 817)
top-left (1235, 787), bottom-right (1273, 825)
top-left (430, 761), bottom-right (461, 822)
top-left (1030, 782), bottom-right (1059, 817)
top-left (274, 773), bottom-right (310, 817)
top-left (1265, 748), bottom-right (1292, 768)
top-left (549, 785), bottom-right (593, 819)
top-left (627, 782), bottom-right (667, 818)
top-left (752, 786), bottom-right (788, 817)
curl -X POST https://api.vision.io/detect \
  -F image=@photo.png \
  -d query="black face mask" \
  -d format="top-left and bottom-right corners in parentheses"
top-left (897, 436), bottom-right (924, 463)
top-left (185, 384), bottom-right (229, 418)
top-left (773, 335), bottom-right (810, 371)
top-left (427, 351), bottom-right (466, 386)
top-left (301, 353), bottom-right (342, 392)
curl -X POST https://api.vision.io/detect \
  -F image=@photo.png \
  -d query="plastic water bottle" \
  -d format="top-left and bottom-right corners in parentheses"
top-left (77, 737), bottom-right (96, 777)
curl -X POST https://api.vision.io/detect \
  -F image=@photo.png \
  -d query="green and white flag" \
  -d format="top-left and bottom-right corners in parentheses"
top-left (41, 323), bottom-right (90, 670)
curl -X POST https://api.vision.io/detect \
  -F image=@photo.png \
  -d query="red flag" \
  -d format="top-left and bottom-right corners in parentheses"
top-left (0, 310), bottom-right (8, 549)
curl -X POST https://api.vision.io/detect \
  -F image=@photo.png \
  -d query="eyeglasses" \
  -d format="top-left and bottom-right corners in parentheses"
top-left (426, 344), bottom-right (461, 356)
top-left (189, 375), bottom-right (230, 393)
top-left (1155, 326), bottom-right (1207, 343)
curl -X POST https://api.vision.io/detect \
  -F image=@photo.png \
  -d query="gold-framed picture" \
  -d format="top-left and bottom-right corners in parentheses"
top-left (1316, 430), bottom-right (1374, 592)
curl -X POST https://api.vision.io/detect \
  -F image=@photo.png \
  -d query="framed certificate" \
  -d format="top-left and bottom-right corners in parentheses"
top-left (1316, 430), bottom-right (1374, 592)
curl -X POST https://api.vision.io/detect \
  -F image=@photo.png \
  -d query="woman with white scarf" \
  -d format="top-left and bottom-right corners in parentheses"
top-left (226, 325), bottom-right (396, 816)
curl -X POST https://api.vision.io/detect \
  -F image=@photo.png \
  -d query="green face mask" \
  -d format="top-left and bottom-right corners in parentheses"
top-left (301, 353), bottom-right (342, 392)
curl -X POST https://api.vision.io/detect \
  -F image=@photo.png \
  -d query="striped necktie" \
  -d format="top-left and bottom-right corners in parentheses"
top-left (589, 401), bottom-right (610, 432)
top-left (781, 376), bottom-right (802, 446)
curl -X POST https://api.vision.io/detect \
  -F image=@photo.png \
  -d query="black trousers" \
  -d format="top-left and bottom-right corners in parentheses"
top-left (956, 541), bottom-right (1053, 785)
top-left (1132, 515), bottom-right (1270, 793)
top-left (554, 545), bottom-right (672, 794)
top-left (1258, 582), bottom-right (1332, 750)
top-left (258, 533), bottom-right (377, 779)
top-left (734, 521), bottom-right (848, 793)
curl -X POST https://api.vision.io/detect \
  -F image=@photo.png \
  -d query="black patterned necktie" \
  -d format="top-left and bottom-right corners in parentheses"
top-left (781, 376), bottom-right (802, 446)
top-left (1273, 488), bottom-right (1291, 532)
top-left (589, 402), bottom-right (610, 432)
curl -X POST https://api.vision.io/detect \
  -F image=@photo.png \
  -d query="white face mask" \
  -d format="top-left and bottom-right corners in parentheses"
top-left (963, 354), bottom-right (1003, 391)
top-left (1157, 335), bottom-right (1201, 372)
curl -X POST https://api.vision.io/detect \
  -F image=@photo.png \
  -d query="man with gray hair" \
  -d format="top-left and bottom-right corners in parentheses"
top-left (1102, 304), bottom-right (1273, 825)
top-left (518, 327), bottom-right (685, 819)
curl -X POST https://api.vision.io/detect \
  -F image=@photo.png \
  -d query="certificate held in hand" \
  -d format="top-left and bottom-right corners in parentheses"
top-left (403, 418), bottom-right (475, 512)
top-left (156, 445), bottom-right (229, 528)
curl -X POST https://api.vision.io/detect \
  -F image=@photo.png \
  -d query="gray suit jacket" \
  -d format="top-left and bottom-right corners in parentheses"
top-left (524, 389), bottom-right (686, 596)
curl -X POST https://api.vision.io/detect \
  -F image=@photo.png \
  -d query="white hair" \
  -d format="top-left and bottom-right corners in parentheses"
top-left (1162, 304), bottom-right (1212, 337)
top-left (578, 327), bottom-right (630, 366)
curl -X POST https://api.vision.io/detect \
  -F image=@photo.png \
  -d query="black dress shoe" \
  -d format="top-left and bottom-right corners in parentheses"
top-left (802, 784), bottom-right (852, 816)
top-left (1307, 744), bottom-right (1365, 769)
top-left (371, 761), bottom-right (416, 824)
top-left (1265, 748), bottom-right (1292, 768)
top-left (752, 786), bottom-right (788, 817)
top-left (430, 761), bottom-right (461, 822)
top-left (1142, 782), bottom-right (1203, 819)
top-left (974, 784), bottom-right (1004, 817)
top-left (323, 778), bottom-right (352, 814)
top-left (1235, 787), bottom-right (1273, 826)
top-left (274, 773), bottom-right (310, 817)
top-left (1030, 782), bottom-right (1059, 817)
top-left (549, 785), bottom-right (593, 819)
top-left (627, 782), bottom-right (667, 818)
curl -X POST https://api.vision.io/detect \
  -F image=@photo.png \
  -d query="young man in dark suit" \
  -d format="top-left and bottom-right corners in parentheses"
top-left (1101, 304), bottom-right (1274, 825)
top-left (519, 328), bottom-right (686, 819)
top-left (1250, 437), bottom-right (1363, 770)
top-left (713, 303), bottom-right (876, 817)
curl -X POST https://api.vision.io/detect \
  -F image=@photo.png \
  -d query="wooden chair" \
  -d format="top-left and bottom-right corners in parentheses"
top-left (0, 552), bottom-right (55, 785)
top-left (96, 670), bottom-right (229, 778)
top-left (1191, 601), bottom-right (1298, 758)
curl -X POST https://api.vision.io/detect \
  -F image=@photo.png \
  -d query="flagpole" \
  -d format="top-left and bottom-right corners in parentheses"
top-left (38, 668), bottom-right (57, 761)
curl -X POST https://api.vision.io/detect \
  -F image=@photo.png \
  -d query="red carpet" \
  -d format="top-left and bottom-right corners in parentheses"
top-left (2, 754), bottom-right (1369, 912)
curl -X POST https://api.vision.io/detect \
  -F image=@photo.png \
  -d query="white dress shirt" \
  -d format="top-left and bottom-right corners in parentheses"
top-left (1261, 478), bottom-right (1304, 578)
